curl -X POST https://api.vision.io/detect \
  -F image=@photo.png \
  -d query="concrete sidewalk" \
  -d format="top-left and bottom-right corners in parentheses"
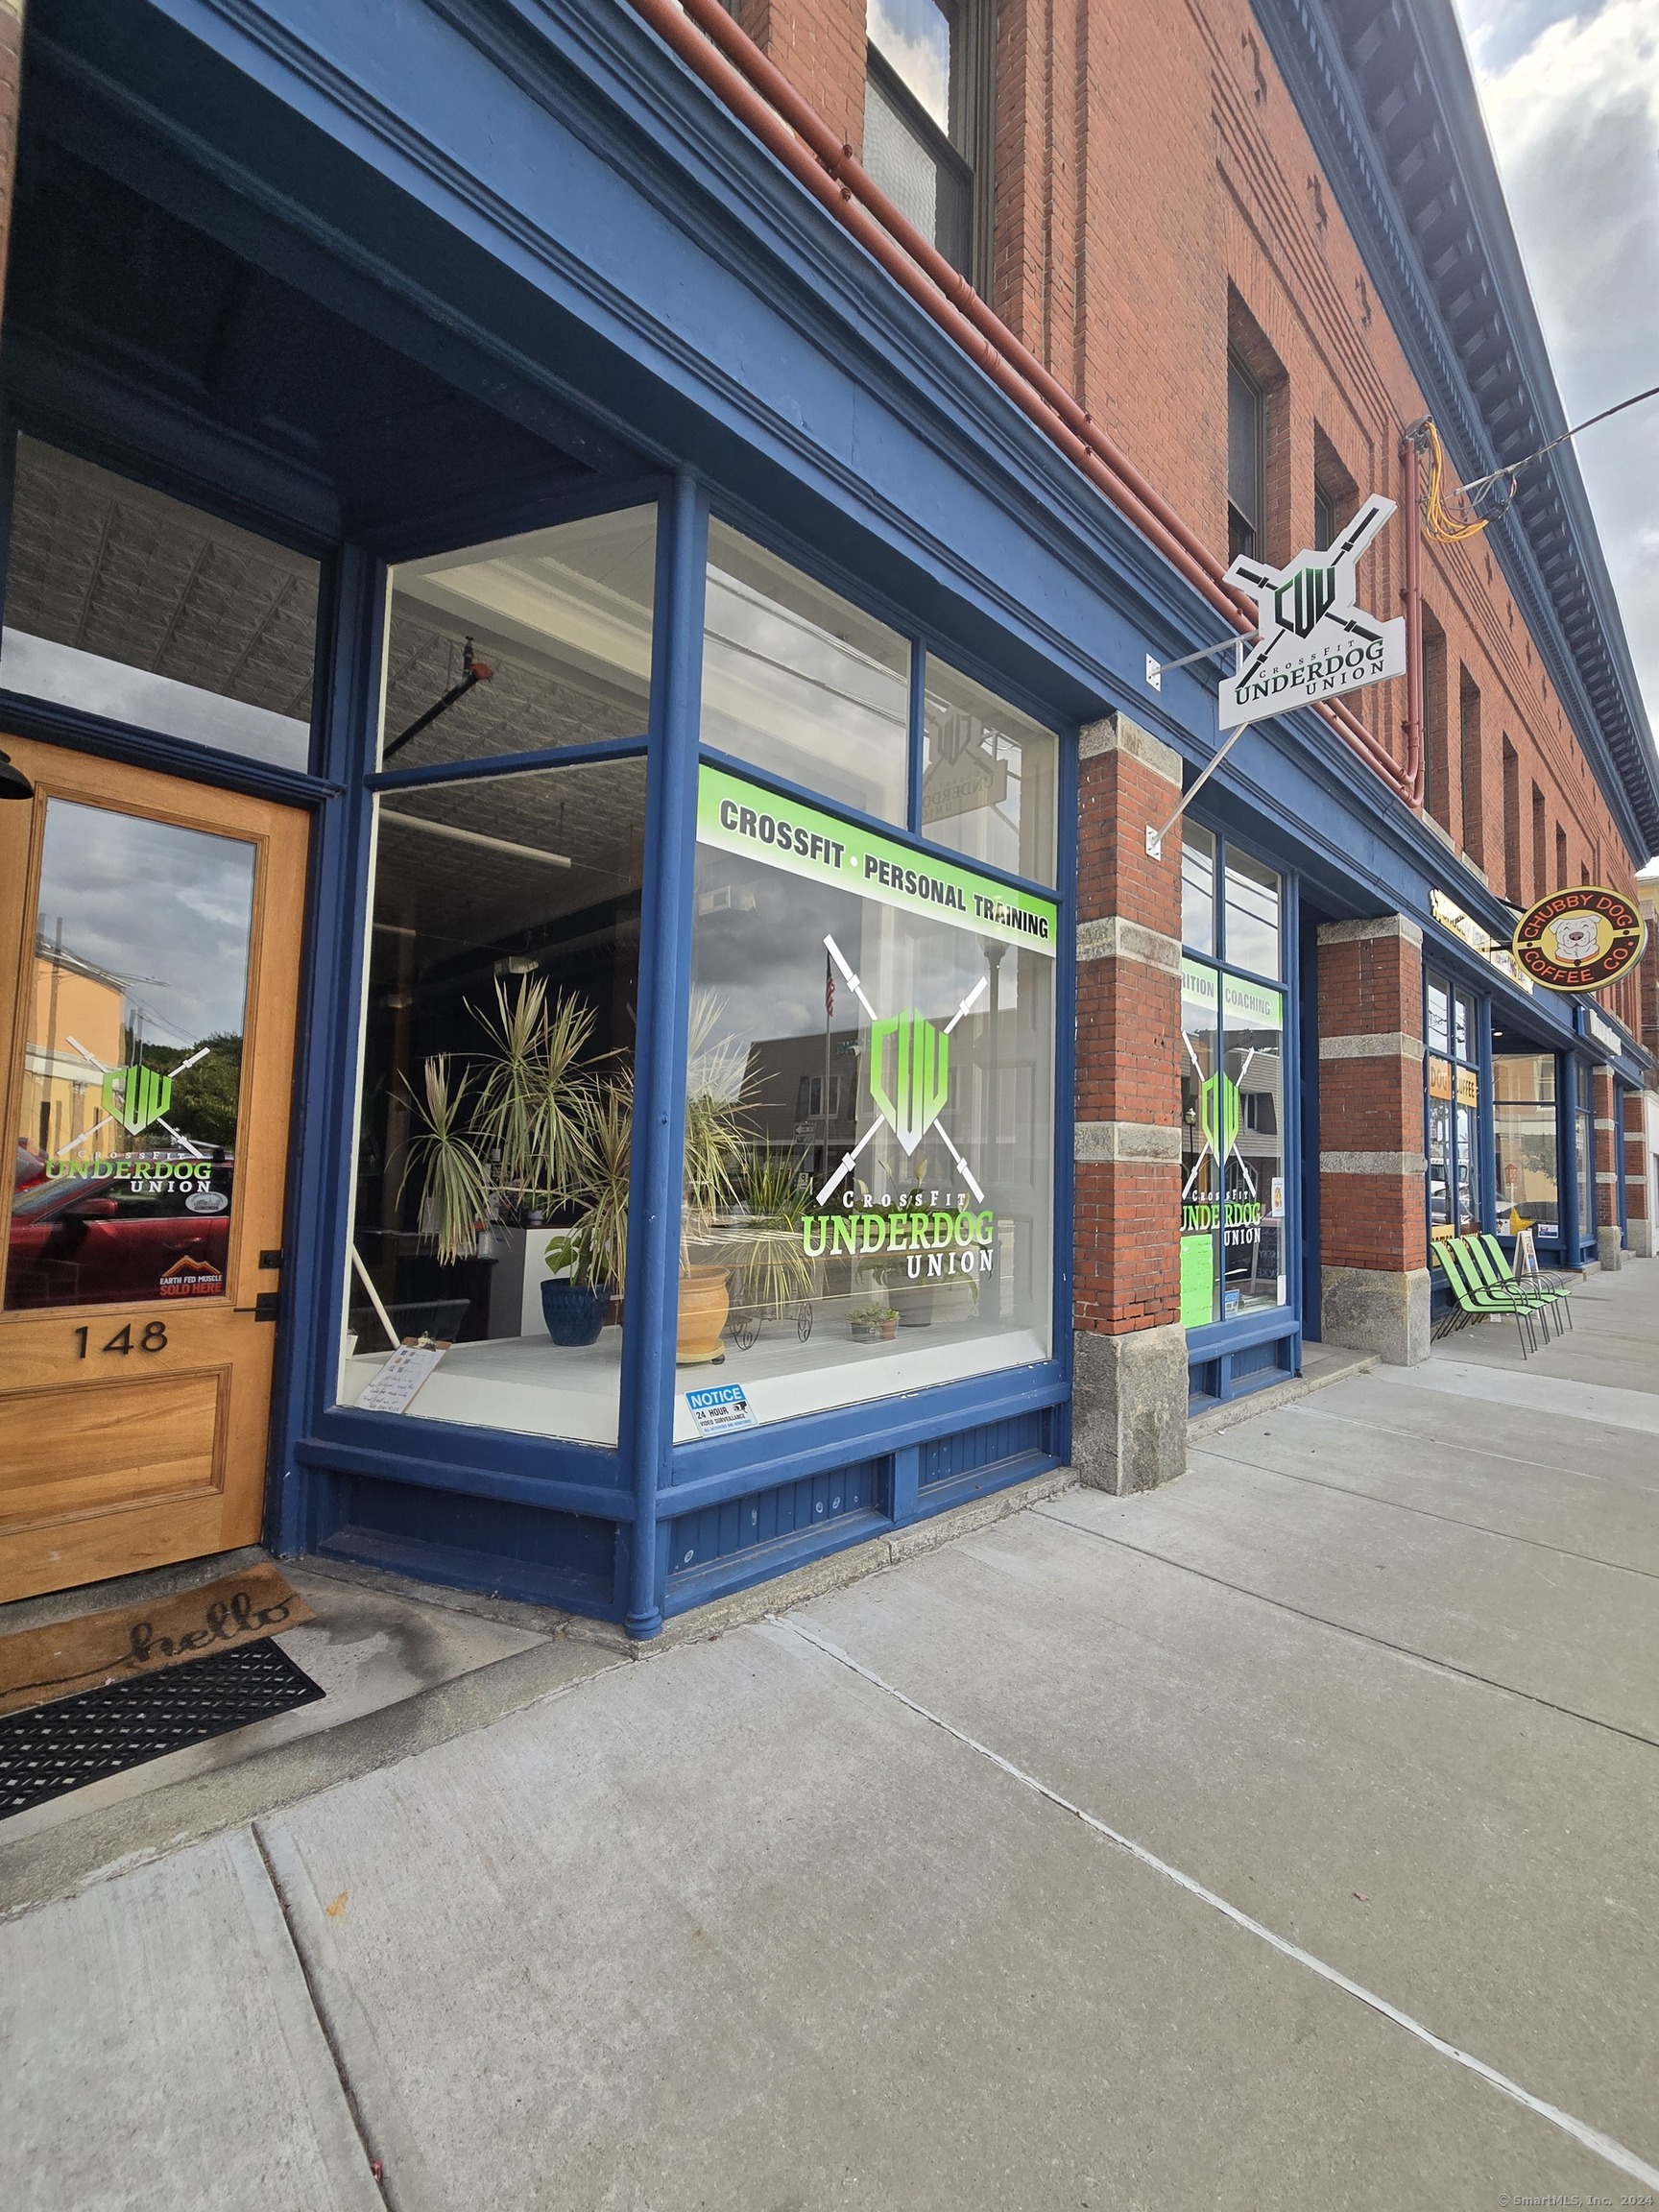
top-left (5, 1267), bottom-right (1657, 2210)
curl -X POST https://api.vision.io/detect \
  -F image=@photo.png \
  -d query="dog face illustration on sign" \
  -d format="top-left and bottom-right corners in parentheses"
top-left (1218, 495), bottom-right (1407, 730)
top-left (1547, 914), bottom-right (1600, 967)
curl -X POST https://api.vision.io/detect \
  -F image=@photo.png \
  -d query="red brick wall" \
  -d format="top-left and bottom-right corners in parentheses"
top-left (726, 0), bottom-right (1642, 917)
top-left (1593, 1067), bottom-right (1619, 1232)
top-left (1072, 718), bottom-right (1182, 1337)
top-left (736, 0), bottom-right (868, 156)
top-left (1316, 920), bottom-right (1427, 1277)
top-left (1624, 1089), bottom-right (1649, 1233)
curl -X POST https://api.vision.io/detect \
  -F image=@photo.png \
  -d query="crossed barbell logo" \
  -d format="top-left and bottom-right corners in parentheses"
top-left (815, 934), bottom-right (988, 1207)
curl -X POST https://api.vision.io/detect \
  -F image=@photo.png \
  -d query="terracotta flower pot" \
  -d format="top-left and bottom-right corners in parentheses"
top-left (676, 1265), bottom-right (730, 1364)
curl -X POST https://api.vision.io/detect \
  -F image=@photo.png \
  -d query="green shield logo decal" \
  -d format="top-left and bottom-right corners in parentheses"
top-left (101, 1063), bottom-right (173, 1136)
top-left (868, 1011), bottom-right (950, 1156)
top-left (1198, 1071), bottom-right (1239, 1162)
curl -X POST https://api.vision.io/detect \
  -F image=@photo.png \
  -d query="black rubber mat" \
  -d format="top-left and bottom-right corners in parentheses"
top-left (0, 1637), bottom-right (325, 1819)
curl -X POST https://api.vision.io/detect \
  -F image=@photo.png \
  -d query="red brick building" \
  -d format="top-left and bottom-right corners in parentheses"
top-left (717, 0), bottom-right (1656, 1472)
top-left (0, 0), bottom-right (1651, 1624)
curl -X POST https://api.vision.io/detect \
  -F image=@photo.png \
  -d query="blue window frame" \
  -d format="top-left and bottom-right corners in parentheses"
top-left (1178, 820), bottom-right (1301, 1405)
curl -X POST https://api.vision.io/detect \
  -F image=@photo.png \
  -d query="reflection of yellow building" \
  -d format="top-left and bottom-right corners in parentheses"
top-left (20, 940), bottom-right (128, 1160)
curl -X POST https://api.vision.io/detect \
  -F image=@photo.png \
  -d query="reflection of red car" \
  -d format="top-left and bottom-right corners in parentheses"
top-left (9, 1144), bottom-right (233, 1310)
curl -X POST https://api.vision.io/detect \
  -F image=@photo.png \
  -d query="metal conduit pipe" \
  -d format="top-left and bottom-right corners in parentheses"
top-left (626, 0), bottom-right (1414, 803)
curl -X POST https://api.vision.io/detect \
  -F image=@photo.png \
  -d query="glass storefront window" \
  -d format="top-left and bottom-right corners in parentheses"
top-left (1180, 960), bottom-right (1220, 1326)
top-left (3, 437), bottom-right (319, 772)
top-left (1493, 1053), bottom-right (1557, 1240)
top-left (1182, 825), bottom-right (1216, 956)
top-left (1181, 957), bottom-right (1286, 1325)
top-left (701, 523), bottom-right (910, 824)
top-left (1223, 849), bottom-right (1282, 979)
top-left (678, 762), bottom-right (1056, 1432)
top-left (10, 800), bottom-right (253, 1309)
top-left (1425, 971), bottom-right (1482, 1237)
top-left (381, 507), bottom-right (656, 771)
top-left (1575, 1062), bottom-right (1595, 1249)
top-left (1427, 977), bottom-right (1451, 1057)
top-left (339, 757), bottom-right (646, 1445)
top-left (920, 656), bottom-right (1058, 886)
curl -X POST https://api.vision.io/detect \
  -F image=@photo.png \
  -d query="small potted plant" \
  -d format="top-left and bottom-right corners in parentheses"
top-left (876, 1306), bottom-right (900, 1341)
top-left (848, 1303), bottom-right (884, 1343)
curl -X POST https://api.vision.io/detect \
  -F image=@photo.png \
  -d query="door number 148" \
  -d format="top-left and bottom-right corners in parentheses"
top-left (72, 1321), bottom-right (169, 1358)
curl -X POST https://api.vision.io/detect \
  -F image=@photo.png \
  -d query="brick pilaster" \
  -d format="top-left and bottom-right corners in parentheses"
top-left (1593, 1066), bottom-right (1623, 1266)
top-left (1070, 712), bottom-right (1187, 1493)
top-left (1073, 712), bottom-right (1183, 1335)
top-left (1315, 915), bottom-right (1430, 1362)
top-left (1626, 1087), bottom-right (1654, 1258)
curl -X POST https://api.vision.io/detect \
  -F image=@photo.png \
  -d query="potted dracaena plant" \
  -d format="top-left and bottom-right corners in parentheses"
top-left (401, 976), bottom-right (624, 1345)
top-left (405, 981), bottom-right (766, 1363)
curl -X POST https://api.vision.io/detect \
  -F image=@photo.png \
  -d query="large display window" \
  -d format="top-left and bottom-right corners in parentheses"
top-left (336, 504), bottom-right (1064, 1457)
top-left (1179, 828), bottom-right (1286, 1328)
top-left (1494, 1053), bottom-right (1559, 1242)
top-left (1425, 972), bottom-right (1482, 1237)
top-left (701, 522), bottom-right (910, 824)
top-left (678, 763), bottom-right (1056, 1434)
top-left (337, 508), bottom-right (655, 1446)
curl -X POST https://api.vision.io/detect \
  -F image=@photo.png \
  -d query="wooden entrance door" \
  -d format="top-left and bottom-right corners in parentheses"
top-left (0, 738), bottom-right (308, 1602)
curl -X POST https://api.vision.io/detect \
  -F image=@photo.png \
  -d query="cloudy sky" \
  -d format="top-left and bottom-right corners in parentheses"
top-left (1451, 0), bottom-right (1659, 765)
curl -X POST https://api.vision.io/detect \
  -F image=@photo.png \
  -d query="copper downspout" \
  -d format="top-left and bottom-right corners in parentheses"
top-left (626, 0), bottom-right (1414, 803)
top-left (1400, 432), bottom-right (1426, 805)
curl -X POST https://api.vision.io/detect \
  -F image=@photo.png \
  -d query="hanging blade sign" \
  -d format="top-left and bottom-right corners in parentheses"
top-left (1218, 495), bottom-right (1406, 730)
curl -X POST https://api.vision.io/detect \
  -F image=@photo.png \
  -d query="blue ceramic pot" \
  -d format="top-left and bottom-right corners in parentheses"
top-left (541, 1279), bottom-right (611, 1347)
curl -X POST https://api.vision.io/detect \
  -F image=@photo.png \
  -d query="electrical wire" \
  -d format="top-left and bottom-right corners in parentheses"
top-left (1413, 383), bottom-right (1659, 543)
top-left (1461, 382), bottom-right (1659, 501)
top-left (1418, 419), bottom-right (1492, 543)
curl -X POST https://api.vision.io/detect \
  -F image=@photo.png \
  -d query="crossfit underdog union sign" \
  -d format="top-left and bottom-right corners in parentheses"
top-left (1219, 495), bottom-right (1406, 730)
top-left (1511, 886), bottom-right (1647, 993)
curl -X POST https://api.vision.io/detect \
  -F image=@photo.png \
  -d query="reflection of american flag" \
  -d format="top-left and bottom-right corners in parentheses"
top-left (825, 950), bottom-right (834, 1018)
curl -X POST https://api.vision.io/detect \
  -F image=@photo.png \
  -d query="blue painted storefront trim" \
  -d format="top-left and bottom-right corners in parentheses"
top-left (618, 474), bottom-right (708, 1634)
top-left (367, 733), bottom-right (649, 791)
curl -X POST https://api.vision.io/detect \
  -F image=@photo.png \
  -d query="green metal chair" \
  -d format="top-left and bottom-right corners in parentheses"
top-left (1470, 1233), bottom-right (1573, 1334)
top-left (1431, 1238), bottom-right (1539, 1356)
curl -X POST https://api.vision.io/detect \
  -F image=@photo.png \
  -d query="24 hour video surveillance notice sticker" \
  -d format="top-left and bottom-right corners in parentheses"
top-left (1511, 886), bottom-right (1646, 993)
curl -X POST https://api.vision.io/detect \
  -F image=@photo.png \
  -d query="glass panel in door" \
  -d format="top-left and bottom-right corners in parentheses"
top-left (10, 801), bottom-right (255, 1310)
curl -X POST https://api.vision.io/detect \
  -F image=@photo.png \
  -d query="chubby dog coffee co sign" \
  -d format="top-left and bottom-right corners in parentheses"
top-left (1511, 886), bottom-right (1646, 993)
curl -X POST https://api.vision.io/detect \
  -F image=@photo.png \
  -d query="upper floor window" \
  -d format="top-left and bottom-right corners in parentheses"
top-left (1227, 355), bottom-right (1264, 563)
top-left (864, 0), bottom-right (988, 279)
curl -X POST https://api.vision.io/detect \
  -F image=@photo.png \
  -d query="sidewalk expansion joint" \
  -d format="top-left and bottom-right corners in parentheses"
top-left (1190, 1445), bottom-right (1659, 1582)
top-left (763, 1609), bottom-right (1659, 2197)
top-left (249, 1820), bottom-right (397, 2209)
top-left (1029, 1509), bottom-right (1659, 1756)
top-left (1288, 1401), bottom-right (1659, 1492)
